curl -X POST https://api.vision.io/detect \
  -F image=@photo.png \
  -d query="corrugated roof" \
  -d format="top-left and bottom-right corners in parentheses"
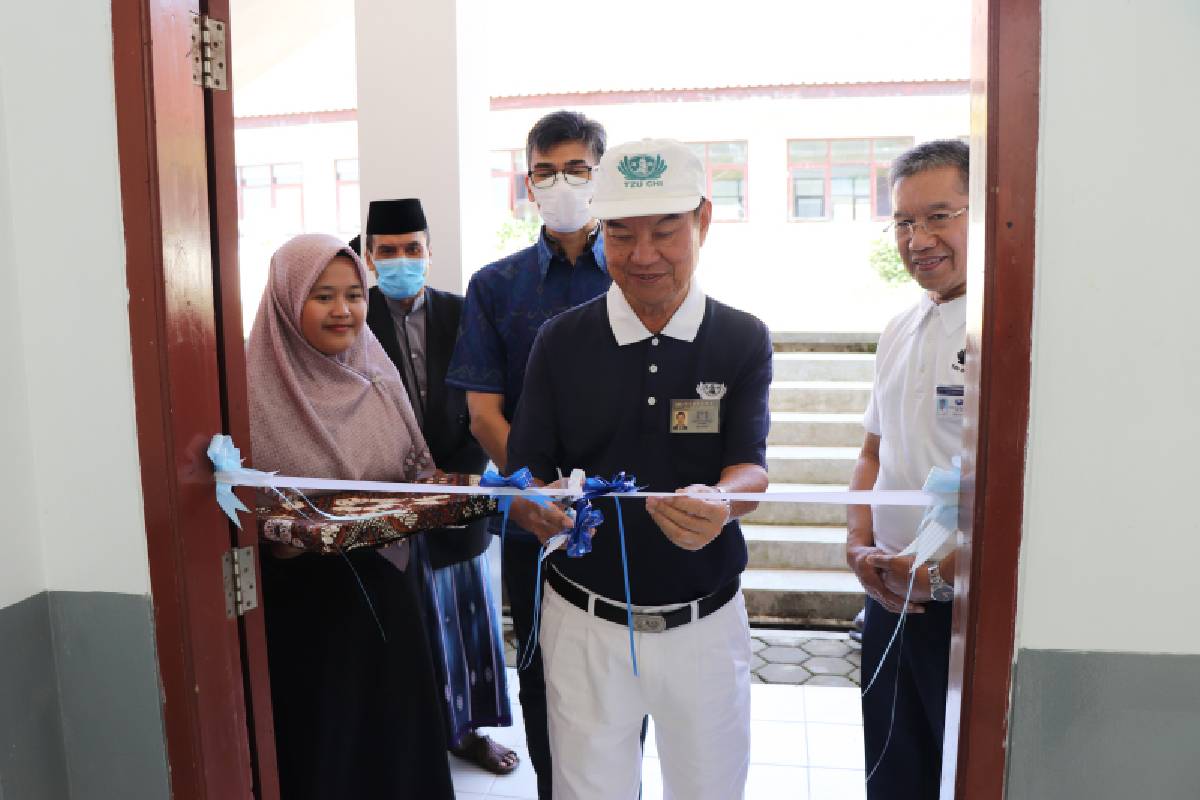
top-left (484, 0), bottom-right (968, 98)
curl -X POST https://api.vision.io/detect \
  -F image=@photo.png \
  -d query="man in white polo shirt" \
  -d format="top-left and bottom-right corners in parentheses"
top-left (845, 139), bottom-right (969, 799)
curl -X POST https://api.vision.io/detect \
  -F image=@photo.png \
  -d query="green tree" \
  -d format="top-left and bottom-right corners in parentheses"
top-left (496, 215), bottom-right (540, 253)
top-left (869, 236), bottom-right (912, 286)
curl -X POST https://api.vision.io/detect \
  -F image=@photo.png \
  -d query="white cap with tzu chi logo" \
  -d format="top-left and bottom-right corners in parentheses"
top-left (589, 138), bottom-right (706, 220)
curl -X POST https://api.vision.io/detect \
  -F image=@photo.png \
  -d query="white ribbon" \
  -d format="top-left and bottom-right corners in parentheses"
top-left (213, 469), bottom-right (934, 507)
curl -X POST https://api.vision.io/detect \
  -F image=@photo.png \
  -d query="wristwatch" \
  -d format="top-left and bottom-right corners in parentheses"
top-left (927, 562), bottom-right (954, 602)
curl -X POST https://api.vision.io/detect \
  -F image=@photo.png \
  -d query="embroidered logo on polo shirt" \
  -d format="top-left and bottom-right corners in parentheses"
top-left (696, 382), bottom-right (727, 400)
top-left (618, 154), bottom-right (668, 187)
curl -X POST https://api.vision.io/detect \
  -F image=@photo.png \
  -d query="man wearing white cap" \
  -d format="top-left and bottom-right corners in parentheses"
top-left (507, 139), bottom-right (772, 799)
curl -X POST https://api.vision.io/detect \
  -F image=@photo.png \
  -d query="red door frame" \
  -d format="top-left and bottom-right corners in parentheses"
top-left (943, 1), bottom-right (1041, 797)
top-left (111, 0), bottom-right (278, 796)
top-left (111, 0), bottom-right (1039, 796)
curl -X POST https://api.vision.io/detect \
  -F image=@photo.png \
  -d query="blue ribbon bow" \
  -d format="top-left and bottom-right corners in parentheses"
top-left (567, 472), bottom-right (644, 673)
top-left (920, 460), bottom-right (960, 533)
top-left (207, 435), bottom-right (258, 528)
top-left (479, 467), bottom-right (553, 550)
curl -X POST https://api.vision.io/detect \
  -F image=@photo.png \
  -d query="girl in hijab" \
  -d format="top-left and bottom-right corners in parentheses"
top-left (247, 233), bottom-right (454, 799)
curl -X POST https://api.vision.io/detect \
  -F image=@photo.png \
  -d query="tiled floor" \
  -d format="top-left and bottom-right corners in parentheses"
top-left (505, 624), bottom-right (864, 688)
top-left (451, 668), bottom-right (865, 800)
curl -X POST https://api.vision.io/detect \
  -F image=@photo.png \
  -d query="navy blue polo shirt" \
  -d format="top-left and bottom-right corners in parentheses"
top-left (507, 287), bottom-right (772, 606)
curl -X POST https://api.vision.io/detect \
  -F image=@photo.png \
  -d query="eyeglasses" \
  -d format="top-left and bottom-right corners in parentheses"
top-left (528, 165), bottom-right (594, 189)
top-left (886, 207), bottom-right (968, 239)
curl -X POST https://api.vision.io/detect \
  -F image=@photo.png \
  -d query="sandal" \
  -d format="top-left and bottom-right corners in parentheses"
top-left (451, 731), bottom-right (520, 775)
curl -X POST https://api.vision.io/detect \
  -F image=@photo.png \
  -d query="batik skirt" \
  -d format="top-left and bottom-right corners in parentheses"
top-left (412, 536), bottom-right (513, 746)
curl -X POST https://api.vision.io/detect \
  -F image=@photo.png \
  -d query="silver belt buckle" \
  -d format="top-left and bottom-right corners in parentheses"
top-left (632, 613), bottom-right (667, 633)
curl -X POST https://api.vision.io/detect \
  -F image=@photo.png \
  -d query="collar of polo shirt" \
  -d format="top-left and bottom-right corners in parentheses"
top-left (606, 280), bottom-right (706, 346)
top-left (918, 292), bottom-right (967, 336)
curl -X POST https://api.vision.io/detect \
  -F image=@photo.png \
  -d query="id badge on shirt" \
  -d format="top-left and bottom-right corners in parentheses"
top-left (670, 399), bottom-right (720, 433)
top-left (936, 385), bottom-right (965, 420)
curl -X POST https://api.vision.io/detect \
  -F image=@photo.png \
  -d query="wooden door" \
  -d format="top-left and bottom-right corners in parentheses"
top-left (112, 0), bottom-right (279, 797)
top-left (942, 0), bottom-right (1041, 797)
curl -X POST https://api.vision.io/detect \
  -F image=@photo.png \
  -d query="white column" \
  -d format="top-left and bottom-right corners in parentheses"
top-left (354, 0), bottom-right (489, 293)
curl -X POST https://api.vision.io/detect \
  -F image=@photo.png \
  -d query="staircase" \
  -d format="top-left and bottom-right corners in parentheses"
top-left (742, 334), bottom-right (877, 628)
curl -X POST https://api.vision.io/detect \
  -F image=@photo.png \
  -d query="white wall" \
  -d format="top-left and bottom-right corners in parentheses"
top-left (0, 63), bottom-right (46, 609)
top-left (1016, 0), bottom-right (1200, 654)
top-left (355, 0), bottom-right (489, 294)
top-left (0, 0), bottom-right (151, 598)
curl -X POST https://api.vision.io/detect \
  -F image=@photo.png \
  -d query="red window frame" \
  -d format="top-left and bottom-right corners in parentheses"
top-left (786, 137), bottom-right (913, 222)
top-left (235, 162), bottom-right (305, 231)
top-left (334, 158), bottom-right (359, 235)
top-left (490, 148), bottom-right (533, 219)
top-left (687, 141), bottom-right (749, 222)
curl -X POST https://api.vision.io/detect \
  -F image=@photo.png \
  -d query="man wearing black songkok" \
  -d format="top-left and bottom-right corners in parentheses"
top-left (359, 198), bottom-right (519, 775)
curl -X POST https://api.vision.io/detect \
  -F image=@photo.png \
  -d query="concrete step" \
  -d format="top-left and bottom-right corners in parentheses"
top-left (743, 524), bottom-right (849, 571)
top-left (768, 412), bottom-right (865, 447)
top-left (772, 352), bottom-right (874, 382)
top-left (771, 331), bottom-right (879, 353)
top-left (767, 446), bottom-right (858, 484)
top-left (769, 381), bottom-right (872, 413)
top-left (742, 483), bottom-right (849, 526)
top-left (742, 568), bottom-right (865, 627)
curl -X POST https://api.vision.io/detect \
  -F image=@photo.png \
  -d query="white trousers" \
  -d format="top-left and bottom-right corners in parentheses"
top-left (540, 581), bottom-right (752, 800)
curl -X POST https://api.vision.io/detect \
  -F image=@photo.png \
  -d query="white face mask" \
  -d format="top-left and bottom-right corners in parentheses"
top-left (531, 180), bottom-right (596, 233)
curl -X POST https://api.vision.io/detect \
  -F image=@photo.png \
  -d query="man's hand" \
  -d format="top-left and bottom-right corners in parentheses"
top-left (507, 497), bottom-right (575, 545)
top-left (847, 545), bottom-right (926, 614)
top-left (867, 552), bottom-right (934, 603)
top-left (646, 485), bottom-right (731, 552)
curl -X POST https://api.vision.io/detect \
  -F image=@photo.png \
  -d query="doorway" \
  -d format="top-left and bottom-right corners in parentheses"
top-left (111, 0), bottom-right (1038, 797)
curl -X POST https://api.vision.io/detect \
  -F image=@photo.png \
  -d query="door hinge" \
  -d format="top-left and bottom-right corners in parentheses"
top-left (190, 14), bottom-right (228, 91)
top-left (222, 546), bottom-right (259, 618)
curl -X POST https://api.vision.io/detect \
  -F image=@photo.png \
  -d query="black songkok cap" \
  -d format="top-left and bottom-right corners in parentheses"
top-left (347, 235), bottom-right (362, 255)
top-left (365, 198), bottom-right (427, 235)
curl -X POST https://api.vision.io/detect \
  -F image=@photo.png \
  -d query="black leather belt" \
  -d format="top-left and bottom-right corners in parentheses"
top-left (546, 568), bottom-right (740, 634)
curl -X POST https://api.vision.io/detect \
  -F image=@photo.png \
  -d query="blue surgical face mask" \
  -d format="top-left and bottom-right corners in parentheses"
top-left (374, 257), bottom-right (428, 299)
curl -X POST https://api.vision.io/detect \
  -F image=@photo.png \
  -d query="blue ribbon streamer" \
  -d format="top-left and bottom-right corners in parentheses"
top-left (528, 474), bottom-right (643, 676)
top-left (479, 467), bottom-right (563, 671)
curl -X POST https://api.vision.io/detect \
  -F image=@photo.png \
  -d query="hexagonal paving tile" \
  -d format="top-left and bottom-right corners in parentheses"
top-left (758, 663), bottom-right (811, 685)
top-left (801, 638), bottom-right (852, 658)
top-left (758, 634), bottom-right (805, 648)
top-left (751, 638), bottom-right (768, 653)
top-left (750, 653), bottom-right (767, 671)
top-left (849, 668), bottom-right (862, 686)
top-left (806, 674), bottom-right (857, 688)
top-left (846, 651), bottom-right (862, 667)
top-left (804, 656), bottom-right (854, 676)
top-left (758, 646), bottom-right (808, 665)
top-left (751, 673), bottom-right (765, 684)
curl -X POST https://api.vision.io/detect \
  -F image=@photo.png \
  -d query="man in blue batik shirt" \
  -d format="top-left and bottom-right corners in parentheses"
top-left (446, 109), bottom-right (610, 800)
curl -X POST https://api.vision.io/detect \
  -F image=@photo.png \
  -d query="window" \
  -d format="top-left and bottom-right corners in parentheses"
top-left (335, 159), bottom-right (360, 235)
top-left (237, 162), bottom-right (305, 234)
top-left (787, 138), bottom-right (913, 221)
top-left (687, 141), bottom-right (748, 221)
top-left (491, 149), bottom-right (534, 219)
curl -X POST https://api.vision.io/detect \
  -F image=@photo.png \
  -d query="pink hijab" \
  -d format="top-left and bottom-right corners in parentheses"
top-left (247, 233), bottom-right (433, 483)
